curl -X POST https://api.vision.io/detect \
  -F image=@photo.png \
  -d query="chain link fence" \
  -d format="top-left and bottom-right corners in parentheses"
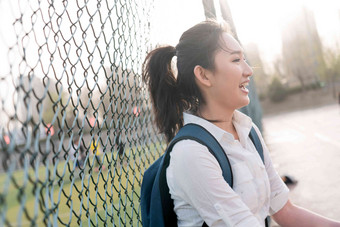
top-left (0, 0), bottom-right (262, 226)
top-left (0, 0), bottom-right (160, 226)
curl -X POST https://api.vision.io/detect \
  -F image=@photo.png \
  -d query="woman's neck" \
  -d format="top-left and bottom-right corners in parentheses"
top-left (197, 106), bottom-right (239, 140)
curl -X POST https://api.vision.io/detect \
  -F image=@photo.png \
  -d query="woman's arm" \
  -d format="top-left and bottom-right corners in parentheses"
top-left (273, 200), bottom-right (340, 227)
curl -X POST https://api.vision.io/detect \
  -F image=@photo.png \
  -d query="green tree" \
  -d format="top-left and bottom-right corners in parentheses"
top-left (267, 77), bottom-right (287, 102)
top-left (323, 46), bottom-right (340, 97)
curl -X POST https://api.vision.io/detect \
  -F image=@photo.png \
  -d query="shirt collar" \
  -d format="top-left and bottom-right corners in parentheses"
top-left (232, 110), bottom-right (253, 144)
top-left (183, 110), bottom-right (253, 143)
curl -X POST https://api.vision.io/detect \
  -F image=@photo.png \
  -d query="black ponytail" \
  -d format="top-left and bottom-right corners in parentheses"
top-left (142, 46), bottom-right (182, 142)
top-left (143, 20), bottom-right (229, 142)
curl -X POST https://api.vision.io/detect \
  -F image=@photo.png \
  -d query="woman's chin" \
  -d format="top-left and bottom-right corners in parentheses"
top-left (238, 98), bottom-right (250, 109)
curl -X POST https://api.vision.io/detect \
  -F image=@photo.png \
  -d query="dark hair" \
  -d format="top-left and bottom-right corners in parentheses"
top-left (142, 20), bottom-right (229, 142)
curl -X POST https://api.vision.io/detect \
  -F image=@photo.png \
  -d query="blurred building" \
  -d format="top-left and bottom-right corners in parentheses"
top-left (281, 6), bottom-right (326, 88)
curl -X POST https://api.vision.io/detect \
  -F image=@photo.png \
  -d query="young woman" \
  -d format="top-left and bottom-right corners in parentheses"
top-left (142, 20), bottom-right (340, 227)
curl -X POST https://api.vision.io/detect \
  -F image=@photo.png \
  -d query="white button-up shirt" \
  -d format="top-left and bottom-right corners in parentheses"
top-left (166, 111), bottom-right (289, 226)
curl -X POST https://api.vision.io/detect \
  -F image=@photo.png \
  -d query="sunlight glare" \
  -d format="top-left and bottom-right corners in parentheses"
top-left (228, 0), bottom-right (340, 70)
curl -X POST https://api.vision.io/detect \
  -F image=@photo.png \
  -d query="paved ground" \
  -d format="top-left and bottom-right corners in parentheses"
top-left (262, 104), bottom-right (340, 226)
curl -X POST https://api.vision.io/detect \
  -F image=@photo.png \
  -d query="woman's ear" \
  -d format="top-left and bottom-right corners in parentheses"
top-left (193, 65), bottom-right (212, 87)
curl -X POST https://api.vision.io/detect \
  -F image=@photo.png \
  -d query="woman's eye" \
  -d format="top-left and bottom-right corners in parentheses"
top-left (232, 59), bottom-right (240, 62)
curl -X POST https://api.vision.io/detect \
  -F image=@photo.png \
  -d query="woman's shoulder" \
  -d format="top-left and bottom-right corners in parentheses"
top-left (172, 139), bottom-right (209, 154)
top-left (170, 138), bottom-right (220, 166)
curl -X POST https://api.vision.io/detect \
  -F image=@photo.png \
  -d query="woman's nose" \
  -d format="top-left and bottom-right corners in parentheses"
top-left (243, 61), bottom-right (253, 77)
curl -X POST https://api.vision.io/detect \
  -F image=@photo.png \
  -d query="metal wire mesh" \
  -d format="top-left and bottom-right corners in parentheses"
top-left (0, 0), bottom-right (162, 226)
top-left (0, 0), bottom-right (263, 226)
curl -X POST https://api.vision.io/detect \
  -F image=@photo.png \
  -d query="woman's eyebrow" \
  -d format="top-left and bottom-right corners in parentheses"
top-left (219, 45), bottom-right (243, 55)
top-left (230, 50), bottom-right (243, 55)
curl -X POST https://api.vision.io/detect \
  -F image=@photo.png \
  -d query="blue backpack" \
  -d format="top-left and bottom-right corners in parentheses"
top-left (140, 123), bottom-right (268, 227)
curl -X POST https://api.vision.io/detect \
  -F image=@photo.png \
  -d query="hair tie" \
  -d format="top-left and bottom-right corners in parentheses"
top-left (173, 48), bottom-right (177, 57)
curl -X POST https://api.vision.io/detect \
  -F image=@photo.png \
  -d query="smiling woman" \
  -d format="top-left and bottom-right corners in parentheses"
top-left (140, 19), bottom-right (340, 227)
top-left (197, 33), bottom-right (253, 116)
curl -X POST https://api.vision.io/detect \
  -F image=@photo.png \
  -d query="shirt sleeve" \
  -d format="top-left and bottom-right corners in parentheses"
top-left (167, 140), bottom-right (262, 227)
top-left (252, 124), bottom-right (290, 215)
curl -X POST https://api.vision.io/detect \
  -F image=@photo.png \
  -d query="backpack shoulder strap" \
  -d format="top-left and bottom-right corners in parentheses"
top-left (158, 124), bottom-right (264, 227)
top-left (248, 127), bottom-right (264, 163)
top-left (159, 123), bottom-right (233, 227)
top-left (164, 123), bottom-right (234, 185)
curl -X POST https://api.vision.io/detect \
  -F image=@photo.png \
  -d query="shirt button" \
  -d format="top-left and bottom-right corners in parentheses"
top-left (215, 204), bottom-right (222, 210)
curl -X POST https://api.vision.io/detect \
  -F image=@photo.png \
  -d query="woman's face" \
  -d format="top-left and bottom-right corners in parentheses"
top-left (208, 33), bottom-right (253, 111)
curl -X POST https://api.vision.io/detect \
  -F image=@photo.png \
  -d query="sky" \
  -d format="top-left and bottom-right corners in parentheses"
top-left (1, 0), bottom-right (339, 128)
top-left (2, 0), bottom-right (340, 76)
top-left (1, 0), bottom-right (340, 83)
top-left (151, 0), bottom-right (340, 72)
top-left (229, 0), bottom-right (340, 71)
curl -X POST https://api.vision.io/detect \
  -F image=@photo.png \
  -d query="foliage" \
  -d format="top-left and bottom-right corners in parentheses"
top-left (267, 77), bottom-right (287, 102)
top-left (323, 47), bottom-right (340, 98)
top-left (286, 81), bottom-right (322, 95)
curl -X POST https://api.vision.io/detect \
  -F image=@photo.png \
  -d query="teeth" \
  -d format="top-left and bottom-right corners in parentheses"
top-left (239, 82), bottom-right (249, 93)
top-left (239, 83), bottom-right (249, 88)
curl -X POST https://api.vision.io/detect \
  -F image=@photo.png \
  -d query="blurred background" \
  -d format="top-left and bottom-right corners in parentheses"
top-left (0, 0), bottom-right (339, 226)
top-left (152, 0), bottom-right (340, 112)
